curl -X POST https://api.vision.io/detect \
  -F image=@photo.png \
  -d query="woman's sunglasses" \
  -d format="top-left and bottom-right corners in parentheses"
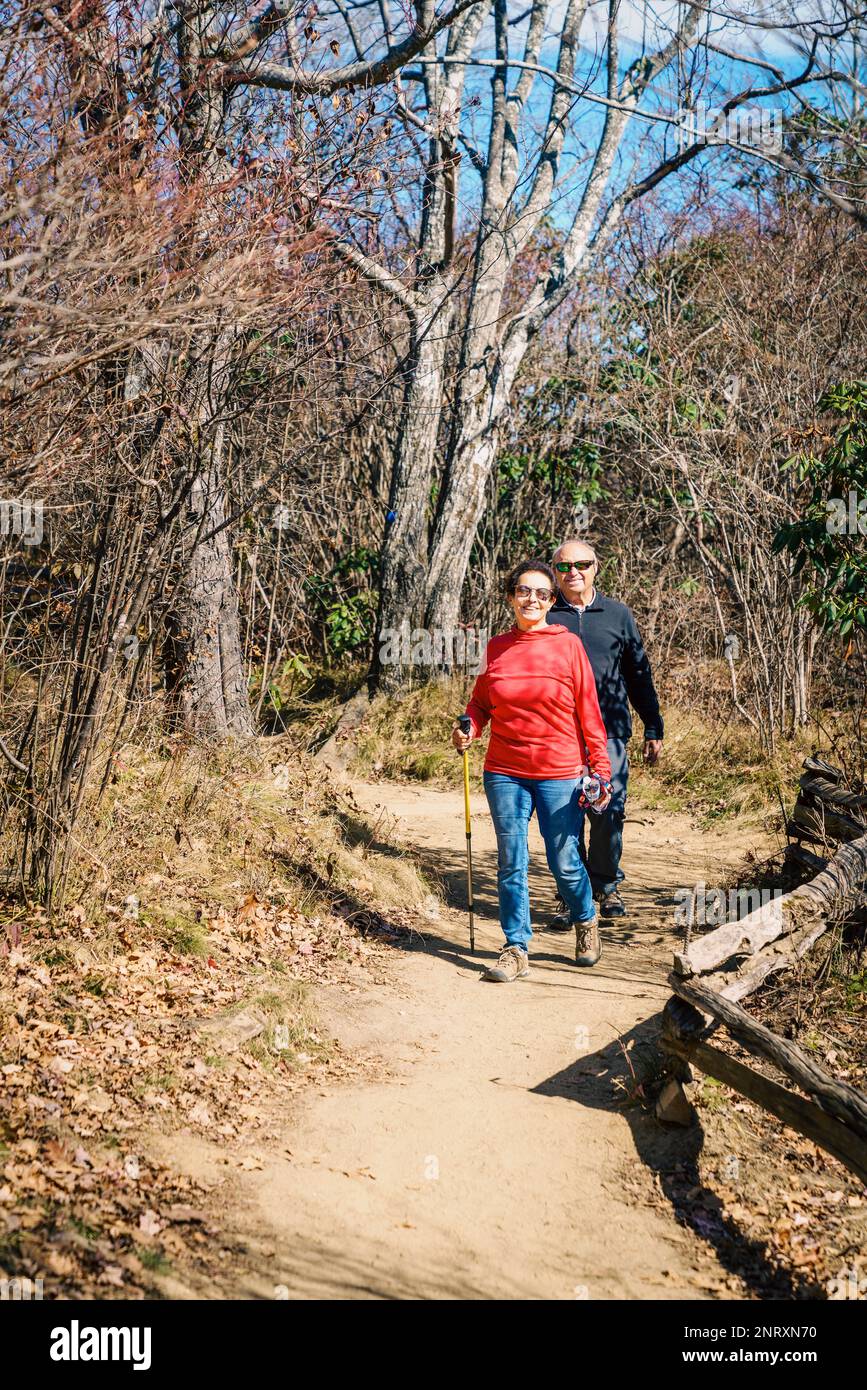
top-left (514, 584), bottom-right (555, 601)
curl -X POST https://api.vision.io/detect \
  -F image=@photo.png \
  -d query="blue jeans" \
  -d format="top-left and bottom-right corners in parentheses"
top-left (484, 771), bottom-right (596, 955)
top-left (580, 738), bottom-right (628, 896)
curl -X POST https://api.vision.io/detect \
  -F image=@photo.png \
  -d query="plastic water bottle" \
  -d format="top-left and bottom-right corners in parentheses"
top-left (581, 774), bottom-right (604, 815)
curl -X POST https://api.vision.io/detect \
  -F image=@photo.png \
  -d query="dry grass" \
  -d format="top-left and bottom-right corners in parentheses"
top-left (349, 676), bottom-right (479, 787)
top-left (49, 733), bottom-right (439, 923)
top-left (626, 708), bottom-right (804, 825)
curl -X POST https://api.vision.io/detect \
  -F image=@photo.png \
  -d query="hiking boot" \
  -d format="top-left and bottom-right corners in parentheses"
top-left (481, 945), bottom-right (530, 983)
top-left (549, 895), bottom-right (571, 932)
top-left (599, 889), bottom-right (625, 918)
top-left (574, 917), bottom-right (601, 967)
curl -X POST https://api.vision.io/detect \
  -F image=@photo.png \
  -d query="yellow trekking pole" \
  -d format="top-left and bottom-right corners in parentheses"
top-left (457, 714), bottom-right (475, 952)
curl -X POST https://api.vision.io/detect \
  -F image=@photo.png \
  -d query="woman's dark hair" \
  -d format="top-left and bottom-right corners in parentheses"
top-left (504, 558), bottom-right (557, 596)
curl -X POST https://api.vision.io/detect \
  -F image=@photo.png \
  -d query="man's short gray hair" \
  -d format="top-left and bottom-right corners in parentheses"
top-left (552, 538), bottom-right (598, 564)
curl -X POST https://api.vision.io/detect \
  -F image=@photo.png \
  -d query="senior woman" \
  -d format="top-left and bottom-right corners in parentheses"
top-left (452, 559), bottom-right (612, 981)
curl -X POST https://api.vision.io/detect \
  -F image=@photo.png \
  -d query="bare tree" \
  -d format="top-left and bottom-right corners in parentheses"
top-left (29, 0), bottom-right (477, 732)
top-left (3, 0), bottom-right (451, 896)
top-left (322, 0), bottom-right (865, 687)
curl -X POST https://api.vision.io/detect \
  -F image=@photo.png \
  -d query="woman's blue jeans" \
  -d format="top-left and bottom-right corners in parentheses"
top-left (483, 771), bottom-right (595, 955)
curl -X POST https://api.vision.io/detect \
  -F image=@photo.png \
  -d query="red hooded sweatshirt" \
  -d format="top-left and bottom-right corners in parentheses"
top-left (465, 624), bottom-right (611, 781)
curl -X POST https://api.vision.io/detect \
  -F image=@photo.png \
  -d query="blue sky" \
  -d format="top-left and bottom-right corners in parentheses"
top-left (431, 0), bottom-right (863, 241)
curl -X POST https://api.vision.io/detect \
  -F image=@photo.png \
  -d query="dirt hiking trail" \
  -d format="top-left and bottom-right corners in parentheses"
top-left (154, 778), bottom-right (768, 1300)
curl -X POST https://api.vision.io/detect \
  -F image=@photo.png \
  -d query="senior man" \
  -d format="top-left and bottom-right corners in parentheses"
top-left (546, 538), bottom-right (663, 919)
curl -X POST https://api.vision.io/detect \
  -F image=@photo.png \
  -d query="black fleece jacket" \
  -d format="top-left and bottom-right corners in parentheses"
top-left (546, 590), bottom-right (663, 742)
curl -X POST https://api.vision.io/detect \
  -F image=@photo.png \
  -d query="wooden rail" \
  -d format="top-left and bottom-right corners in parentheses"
top-left (658, 757), bottom-right (867, 1188)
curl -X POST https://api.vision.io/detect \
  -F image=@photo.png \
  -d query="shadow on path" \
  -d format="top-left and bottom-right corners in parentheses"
top-left (531, 1020), bottom-right (826, 1301)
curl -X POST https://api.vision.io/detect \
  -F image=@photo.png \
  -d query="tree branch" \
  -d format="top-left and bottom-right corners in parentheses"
top-left (207, 0), bottom-right (300, 63)
top-left (331, 239), bottom-right (420, 315)
top-left (0, 736), bottom-right (28, 776)
top-left (224, 0), bottom-right (481, 95)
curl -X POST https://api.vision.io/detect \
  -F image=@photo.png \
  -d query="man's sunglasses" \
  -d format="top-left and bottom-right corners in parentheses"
top-left (555, 560), bottom-right (595, 573)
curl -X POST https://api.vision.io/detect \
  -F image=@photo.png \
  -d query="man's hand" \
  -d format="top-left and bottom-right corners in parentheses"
top-left (643, 739), bottom-right (663, 766)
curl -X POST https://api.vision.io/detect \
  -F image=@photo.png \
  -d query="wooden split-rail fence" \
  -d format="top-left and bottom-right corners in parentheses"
top-left (659, 756), bottom-right (867, 1187)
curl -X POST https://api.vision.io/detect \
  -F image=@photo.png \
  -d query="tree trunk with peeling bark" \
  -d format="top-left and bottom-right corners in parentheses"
top-left (164, 4), bottom-right (255, 736)
top-left (369, 291), bottom-right (455, 692)
top-left (163, 442), bottom-right (253, 735)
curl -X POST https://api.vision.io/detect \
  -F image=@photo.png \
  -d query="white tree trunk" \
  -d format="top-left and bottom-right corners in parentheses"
top-left (371, 291), bottom-right (453, 690)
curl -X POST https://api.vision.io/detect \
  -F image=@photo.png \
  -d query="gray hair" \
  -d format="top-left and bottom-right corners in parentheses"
top-left (552, 538), bottom-right (598, 564)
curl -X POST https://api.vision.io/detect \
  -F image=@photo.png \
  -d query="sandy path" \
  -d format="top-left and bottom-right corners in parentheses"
top-left (155, 780), bottom-right (766, 1300)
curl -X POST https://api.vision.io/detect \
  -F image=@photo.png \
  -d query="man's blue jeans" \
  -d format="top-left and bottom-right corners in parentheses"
top-left (483, 771), bottom-right (596, 955)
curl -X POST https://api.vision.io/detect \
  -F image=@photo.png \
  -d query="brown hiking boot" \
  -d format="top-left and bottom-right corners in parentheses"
top-left (574, 917), bottom-right (601, 967)
top-left (481, 945), bottom-right (530, 983)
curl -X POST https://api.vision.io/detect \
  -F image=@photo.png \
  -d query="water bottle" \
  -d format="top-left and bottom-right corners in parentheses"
top-left (581, 773), bottom-right (604, 815)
